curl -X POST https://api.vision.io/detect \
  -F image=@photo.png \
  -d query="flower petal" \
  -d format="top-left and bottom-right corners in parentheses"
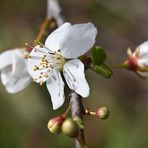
top-left (0, 50), bottom-right (14, 69)
top-left (45, 22), bottom-right (71, 53)
top-left (63, 59), bottom-right (89, 97)
top-left (12, 49), bottom-right (27, 76)
top-left (137, 71), bottom-right (148, 78)
top-left (1, 66), bottom-right (32, 94)
top-left (1, 66), bottom-right (12, 86)
top-left (27, 46), bottom-right (50, 83)
top-left (47, 0), bottom-right (64, 26)
top-left (138, 41), bottom-right (148, 58)
top-left (60, 23), bottom-right (97, 59)
top-left (46, 71), bottom-right (65, 110)
top-left (138, 58), bottom-right (148, 66)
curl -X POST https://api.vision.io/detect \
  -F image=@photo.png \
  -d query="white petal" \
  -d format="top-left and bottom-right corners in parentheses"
top-left (60, 23), bottom-right (97, 59)
top-left (1, 67), bottom-right (32, 94)
top-left (30, 45), bottom-right (49, 57)
top-left (0, 50), bottom-right (14, 69)
top-left (63, 59), bottom-right (89, 97)
top-left (12, 49), bottom-right (27, 76)
top-left (138, 41), bottom-right (148, 58)
top-left (138, 58), bottom-right (148, 66)
top-left (46, 71), bottom-right (65, 110)
top-left (27, 46), bottom-right (49, 83)
top-left (137, 71), bottom-right (148, 78)
top-left (1, 66), bottom-right (12, 86)
top-left (47, 0), bottom-right (64, 26)
top-left (6, 74), bottom-right (31, 94)
top-left (45, 22), bottom-right (71, 52)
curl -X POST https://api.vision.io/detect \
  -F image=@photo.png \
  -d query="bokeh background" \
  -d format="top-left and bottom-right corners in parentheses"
top-left (0, 0), bottom-right (148, 148)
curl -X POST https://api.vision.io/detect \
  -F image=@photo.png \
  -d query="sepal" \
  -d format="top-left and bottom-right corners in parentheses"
top-left (92, 46), bottom-right (107, 65)
top-left (92, 64), bottom-right (112, 78)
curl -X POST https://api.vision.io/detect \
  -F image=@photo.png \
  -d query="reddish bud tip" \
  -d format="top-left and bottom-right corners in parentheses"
top-left (47, 115), bottom-right (65, 134)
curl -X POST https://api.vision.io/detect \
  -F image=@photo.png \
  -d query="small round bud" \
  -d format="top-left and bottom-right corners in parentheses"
top-left (47, 116), bottom-right (65, 134)
top-left (62, 118), bottom-right (79, 137)
top-left (96, 107), bottom-right (110, 119)
top-left (73, 116), bottom-right (84, 129)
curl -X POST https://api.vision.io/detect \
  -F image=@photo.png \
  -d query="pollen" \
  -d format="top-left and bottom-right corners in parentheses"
top-left (30, 41), bottom-right (66, 84)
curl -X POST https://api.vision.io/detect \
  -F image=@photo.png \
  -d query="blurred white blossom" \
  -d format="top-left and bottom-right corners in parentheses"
top-left (0, 49), bottom-right (32, 93)
top-left (27, 22), bottom-right (97, 110)
top-left (126, 41), bottom-right (148, 78)
top-left (47, 0), bottom-right (64, 26)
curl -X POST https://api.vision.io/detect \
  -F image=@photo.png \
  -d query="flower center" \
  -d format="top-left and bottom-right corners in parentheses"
top-left (34, 51), bottom-right (65, 71)
top-left (29, 45), bottom-right (66, 85)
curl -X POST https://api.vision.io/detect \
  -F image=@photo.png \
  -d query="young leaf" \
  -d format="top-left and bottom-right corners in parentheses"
top-left (93, 64), bottom-right (112, 78)
top-left (92, 46), bottom-right (107, 65)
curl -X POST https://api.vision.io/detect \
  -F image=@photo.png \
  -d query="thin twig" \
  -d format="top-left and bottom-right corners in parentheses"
top-left (34, 17), bottom-right (50, 44)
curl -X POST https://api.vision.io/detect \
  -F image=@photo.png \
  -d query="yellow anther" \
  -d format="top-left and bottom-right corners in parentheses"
top-left (25, 42), bottom-right (28, 46)
top-left (45, 74), bottom-right (49, 78)
top-left (33, 78), bottom-right (37, 82)
top-left (40, 81), bottom-right (44, 85)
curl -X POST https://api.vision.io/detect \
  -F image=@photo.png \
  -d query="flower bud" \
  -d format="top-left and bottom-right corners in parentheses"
top-left (73, 116), bottom-right (84, 129)
top-left (96, 107), bottom-right (110, 119)
top-left (62, 118), bottom-right (79, 137)
top-left (47, 115), bottom-right (65, 134)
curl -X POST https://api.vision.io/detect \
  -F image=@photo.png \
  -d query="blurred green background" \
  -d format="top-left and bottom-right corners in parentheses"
top-left (0, 0), bottom-right (148, 148)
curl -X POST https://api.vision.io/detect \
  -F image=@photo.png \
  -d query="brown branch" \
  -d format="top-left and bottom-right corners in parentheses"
top-left (69, 91), bottom-right (86, 148)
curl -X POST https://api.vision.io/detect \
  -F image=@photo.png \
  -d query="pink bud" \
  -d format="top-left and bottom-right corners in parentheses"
top-left (47, 115), bottom-right (65, 134)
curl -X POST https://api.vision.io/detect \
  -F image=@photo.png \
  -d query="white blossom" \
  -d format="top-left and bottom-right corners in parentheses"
top-left (47, 0), bottom-right (64, 26)
top-left (27, 22), bottom-right (97, 110)
top-left (0, 49), bottom-right (32, 93)
top-left (126, 41), bottom-right (148, 78)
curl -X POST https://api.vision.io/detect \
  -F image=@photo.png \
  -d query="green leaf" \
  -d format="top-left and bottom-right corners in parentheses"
top-left (92, 46), bottom-right (107, 65)
top-left (93, 64), bottom-right (113, 78)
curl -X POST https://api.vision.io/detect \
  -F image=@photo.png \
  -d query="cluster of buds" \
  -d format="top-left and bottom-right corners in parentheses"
top-left (85, 106), bottom-right (110, 119)
top-left (47, 115), bottom-right (84, 138)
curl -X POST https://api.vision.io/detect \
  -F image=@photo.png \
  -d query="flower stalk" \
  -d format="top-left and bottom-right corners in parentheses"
top-left (110, 63), bottom-right (129, 69)
top-left (62, 105), bottom-right (72, 118)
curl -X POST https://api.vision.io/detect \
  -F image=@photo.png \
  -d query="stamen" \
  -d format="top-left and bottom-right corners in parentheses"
top-left (25, 42), bottom-right (34, 49)
top-left (30, 56), bottom-right (42, 60)
top-left (34, 40), bottom-right (53, 53)
top-left (40, 81), bottom-right (44, 85)
top-left (33, 78), bottom-right (37, 82)
top-left (34, 66), bottom-right (39, 71)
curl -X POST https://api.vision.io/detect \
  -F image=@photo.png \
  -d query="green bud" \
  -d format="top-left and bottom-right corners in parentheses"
top-left (62, 118), bottom-right (79, 137)
top-left (73, 116), bottom-right (84, 129)
top-left (92, 46), bottom-right (107, 65)
top-left (96, 107), bottom-right (110, 119)
top-left (47, 116), bottom-right (65, 134)
top-left (93, 64), bottom-right (112, 78)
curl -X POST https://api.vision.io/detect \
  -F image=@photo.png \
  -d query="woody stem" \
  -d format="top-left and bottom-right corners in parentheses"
top-left (69, 91), bottom-right (86, 148)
